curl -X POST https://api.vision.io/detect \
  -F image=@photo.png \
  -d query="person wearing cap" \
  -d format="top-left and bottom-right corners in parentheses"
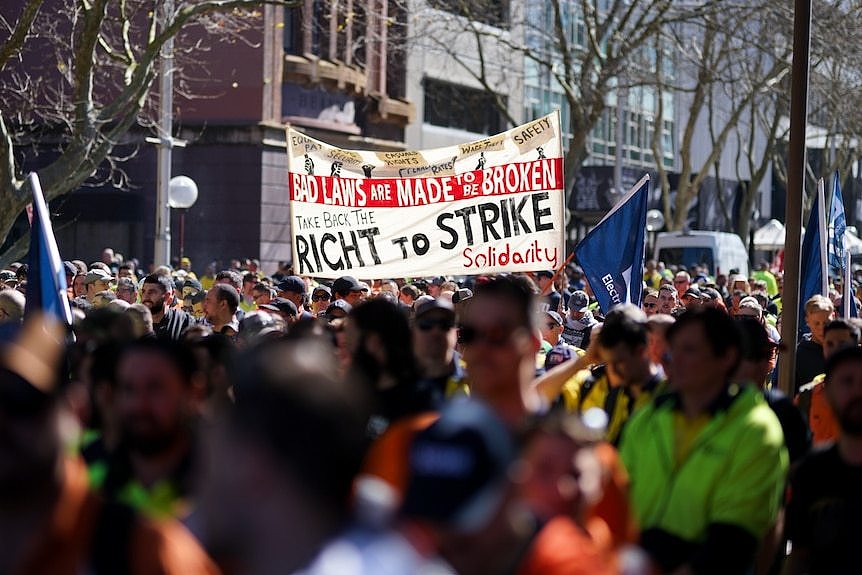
top-left (535, 270), bottom-right (562, 313)
top-left (205, 284), bottom-right (241, 338)
top-left (277, 275), bottom-right (310, 316)
top-left (141, 274), bottom-right (194, 341)
top-left (84, 268), bottom-right (113, 304)
top-left (795, 318), bottom-right (860, 447)
top-left (259, 297), bottom-right (299, 325)
top-left (324, 299), bottom-right (351, 321)
top-left (396, 400), bottom-right (615, 575)
top-left (115, 277), bottom-right (138, 305)
top-left (680, 285), bottom-right (703, 309)
top-left (309, 285), bottom-right (332, 317)
top-left (332, 275), bottom-right (368, 306)
top-left (413, 297), bottom-right (468, 404)
top-left (620, 307), bottom-right (787, 575)
top-left (0, 269), bottom-right (18, 290)
top-left (561, 291), bottom-right (598, 350)
top-left (540, 310), bottom-right (566, 348)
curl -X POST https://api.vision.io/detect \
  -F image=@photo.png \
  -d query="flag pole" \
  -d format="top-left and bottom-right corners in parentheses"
top-left (844, 250), bottom-right (852, 318)
top-left (778, 0), bottom-right (811, 396)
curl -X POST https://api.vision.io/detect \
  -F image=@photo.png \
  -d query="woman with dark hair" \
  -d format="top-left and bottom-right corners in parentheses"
top-left (345, 298), bottom-right (425, 437)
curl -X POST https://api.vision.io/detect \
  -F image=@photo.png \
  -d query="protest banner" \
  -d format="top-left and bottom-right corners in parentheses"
top-left (287, 112), bottom-right (565, 278)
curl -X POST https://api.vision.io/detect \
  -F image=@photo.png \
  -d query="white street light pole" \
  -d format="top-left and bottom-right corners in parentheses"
top-left (154, 0), bottom-right (175, 267)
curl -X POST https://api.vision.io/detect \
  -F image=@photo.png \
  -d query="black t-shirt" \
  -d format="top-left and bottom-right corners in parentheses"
top-left (154, 308), bottom-right (194, 341)
top-left (786, 444), bottom-right (862, 574)
top-left (794, 339), bottom-right (825, 394)
top-left (763, 388), bottom-right (811, 465)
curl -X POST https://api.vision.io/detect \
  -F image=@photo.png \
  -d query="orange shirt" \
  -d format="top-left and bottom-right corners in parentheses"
top-left (516, 516), bottom-right (616, 575)
top-left (588, 442), bottom-right (636, 549)
top-left (797, 378), bottom-right (840, 446)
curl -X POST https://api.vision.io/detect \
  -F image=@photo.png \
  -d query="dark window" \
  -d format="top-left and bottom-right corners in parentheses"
top-left (428, 0), bottom-right (510, 29)
top-left (424, 79), bottom-right (507, 135)
top-left (284, 6), bottom-right (302, 55)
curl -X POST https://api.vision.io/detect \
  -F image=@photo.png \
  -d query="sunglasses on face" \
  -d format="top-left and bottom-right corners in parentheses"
top-left (312, 293), bottom-right (331, 302)
top-left (644, 302), bottom-right (658, 309)
top-left (417, 318), bottom-right (455, 332)
top-left (458, 324), bottom-right (517, 347)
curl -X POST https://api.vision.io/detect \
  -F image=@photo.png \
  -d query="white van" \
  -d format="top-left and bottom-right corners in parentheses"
top-left (653, 231), bottom-right (749, 277)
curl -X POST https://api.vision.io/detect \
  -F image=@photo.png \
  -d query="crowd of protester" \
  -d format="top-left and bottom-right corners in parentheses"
top-left (1, 247), bottom-right (862, 575)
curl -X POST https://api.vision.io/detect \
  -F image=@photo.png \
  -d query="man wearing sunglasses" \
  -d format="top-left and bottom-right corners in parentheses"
top-left (459, 275), bottom-right (542, 428)
top-left (413, 298), bottom-right (467, 404)
top-left (310, 285), bottom-right (332, 317)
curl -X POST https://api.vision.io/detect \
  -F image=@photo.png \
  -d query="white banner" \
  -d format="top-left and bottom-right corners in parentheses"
top-left (287, 112), bottom-right (565, 278)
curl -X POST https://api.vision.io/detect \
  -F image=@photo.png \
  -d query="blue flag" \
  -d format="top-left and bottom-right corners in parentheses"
top-left (799, 179), bottom-right (827, 335)
top-left (575, 174), bottom-right (649, 314)
top-left (24, 173), bottom-right (73, 326)
top-left (827, 171), bottom-right (846, 277)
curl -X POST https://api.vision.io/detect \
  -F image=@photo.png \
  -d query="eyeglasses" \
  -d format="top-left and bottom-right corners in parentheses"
top-left (312, 293), bottom-right (331, 302)
top-left (417, 318), bottom-right (455, 332)
top-left (644, 302), bottom-right (658, 309)
top-left (458, 324), bottom-right (517, 347)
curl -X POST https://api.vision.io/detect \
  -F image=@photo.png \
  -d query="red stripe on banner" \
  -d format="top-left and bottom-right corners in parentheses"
top-left (289, 158), bottom-right (563, 208)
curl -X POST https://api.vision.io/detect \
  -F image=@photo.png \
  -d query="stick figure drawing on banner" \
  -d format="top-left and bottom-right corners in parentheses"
top-left (362, 164), bottom-right (375, 178)
top-left (304, 154), bottom-right (314, 175)
top-left (476, 152), bottom-right (486, 170)
top-left (330, 161), bottom-right (342, 177)
top-left (537, 146), bottom-right (546, 160)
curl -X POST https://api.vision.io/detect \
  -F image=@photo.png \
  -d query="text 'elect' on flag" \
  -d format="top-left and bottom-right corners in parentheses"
top-left (575, 175), bottom-right (649, 314)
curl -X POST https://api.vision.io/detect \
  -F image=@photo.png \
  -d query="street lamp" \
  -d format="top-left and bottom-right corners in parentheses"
top-left (168, 175), bottom-right (198, 260)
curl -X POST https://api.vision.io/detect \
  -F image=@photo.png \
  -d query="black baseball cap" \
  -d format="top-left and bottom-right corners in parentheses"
top-left (401, 400), bottom-right (515, 533)
top-left (332, 275), bottom-right (366, 295)
top-left (260, 297), bottom-right (298, 316)
top-left (278, 275), bottom-right (307, 295)
top-left (325, 299), bottom-right (352, 318)
top-left (415, 297), bottom-right (456, 319)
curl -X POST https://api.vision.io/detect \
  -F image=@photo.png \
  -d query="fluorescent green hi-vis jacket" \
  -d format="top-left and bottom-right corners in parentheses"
top-left (620, 384), bottom-right (788, 569)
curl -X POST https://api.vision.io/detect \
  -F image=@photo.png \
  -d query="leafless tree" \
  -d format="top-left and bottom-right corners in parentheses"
top-left (411, 0), bottom-right (723, 196)
top-left (0, 0), bottom-right (300, 262)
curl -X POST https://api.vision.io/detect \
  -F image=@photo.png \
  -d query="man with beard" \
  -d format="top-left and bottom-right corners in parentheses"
top-left (95, 339), bottom-right (202, 520)
top-left (141, 274), bottom-right (194, 341)
top-left (785, 347), bottom-right (862, 574)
